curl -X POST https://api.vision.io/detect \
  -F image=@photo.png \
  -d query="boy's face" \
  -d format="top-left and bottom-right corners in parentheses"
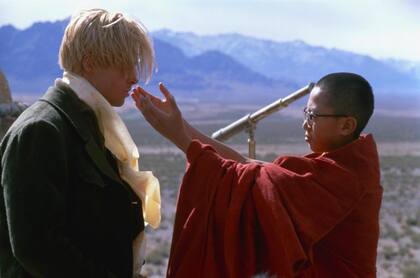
top-left (85, 65), bottom-right (138, 107)
top-left (302, 86), bottom-right (350, 153)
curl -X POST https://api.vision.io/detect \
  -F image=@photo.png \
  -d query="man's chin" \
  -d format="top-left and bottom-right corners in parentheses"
top-left (111, 98), bottom-right (125, 107)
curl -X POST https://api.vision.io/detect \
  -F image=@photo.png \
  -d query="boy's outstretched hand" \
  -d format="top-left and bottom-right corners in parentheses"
top-left (131, 83), bottom-right (192, 152)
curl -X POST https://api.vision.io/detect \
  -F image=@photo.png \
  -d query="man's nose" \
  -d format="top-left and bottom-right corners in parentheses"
top-left (127, 68), bottom-right (139, 85)
top-left (128, 75), bottom-right (138, 85)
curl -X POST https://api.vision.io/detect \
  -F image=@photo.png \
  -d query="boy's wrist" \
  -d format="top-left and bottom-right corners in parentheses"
top-left (174, 130), bottom-right (192, 153)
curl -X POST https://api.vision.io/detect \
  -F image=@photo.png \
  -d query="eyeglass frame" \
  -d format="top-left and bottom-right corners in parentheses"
top-left (303, 107), bottom-right (348, 125)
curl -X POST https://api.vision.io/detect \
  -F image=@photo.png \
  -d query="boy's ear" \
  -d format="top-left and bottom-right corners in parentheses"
top-left (340, 116), bottom-right (357, 136)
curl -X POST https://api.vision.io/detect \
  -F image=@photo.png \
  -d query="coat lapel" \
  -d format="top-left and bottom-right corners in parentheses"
top-left (40, 82), bottom-right (123, 185)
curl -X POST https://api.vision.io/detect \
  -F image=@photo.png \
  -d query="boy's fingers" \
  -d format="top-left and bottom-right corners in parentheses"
top-left (151, 97), bottom-right (161, 107)
top-left (133, 86), bottom-right (158, 101)
top-left (131, 90), bottom-right (174, 134)
top-left (142, 98), bottom-right (167, 127)
top-left (132, 86), bottom-right (146, 98)
top-left (159, 82), bottom-right (169, 96)
top-left (132, 87), bottom-right (162, 110)
top-left (141, 95), bottom-right (153, 110)
top-left (159, 82), bottom-right (178, 108)
top-left (130, 94), bottom-right (144, 112)
top-left (130, 92), bottom-right (140, 104)
top-left (159, 82), bottom-right (173, 101)
top-left (135, 85), bottom-right (164, 104)
top-left (133, 85), bottom-right (148, 95)
top-left (131, 91), bottom-right (149, 112)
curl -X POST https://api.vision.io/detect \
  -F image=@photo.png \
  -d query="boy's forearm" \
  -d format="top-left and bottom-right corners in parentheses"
top-left (183, 120), bottom-right (247, 163)
top-left (172, 128), bottom-right (192, 153)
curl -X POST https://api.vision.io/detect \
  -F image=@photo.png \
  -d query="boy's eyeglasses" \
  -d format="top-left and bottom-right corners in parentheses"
top-left (303, 107), bottom-right (348, 125)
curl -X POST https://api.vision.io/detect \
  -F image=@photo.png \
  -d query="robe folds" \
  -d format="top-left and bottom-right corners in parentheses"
top-left (167, 134), bottom-right (382, 278)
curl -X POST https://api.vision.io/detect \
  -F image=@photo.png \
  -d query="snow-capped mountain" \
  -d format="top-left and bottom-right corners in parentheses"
top-left (153, 29), bottom-right (420, 93)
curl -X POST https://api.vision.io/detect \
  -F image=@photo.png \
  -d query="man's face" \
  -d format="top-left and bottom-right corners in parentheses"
top-left (86, 66), bottom-right (138, 107)
top-left (302, 86), bottom-right (346, 153)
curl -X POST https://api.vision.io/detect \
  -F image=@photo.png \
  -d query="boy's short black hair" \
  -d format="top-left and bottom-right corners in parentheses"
top-left (316, 72), bottom-right (374, 137)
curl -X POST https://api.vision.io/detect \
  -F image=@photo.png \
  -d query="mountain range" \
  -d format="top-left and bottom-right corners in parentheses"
top-left (153, 29), bottom-right (420, 94)
top-left (0, 19), bottom-right (419, 105)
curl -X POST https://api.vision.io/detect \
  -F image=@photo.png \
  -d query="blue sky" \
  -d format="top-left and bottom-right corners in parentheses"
top-left (1, 0), bottom-right (419, 62)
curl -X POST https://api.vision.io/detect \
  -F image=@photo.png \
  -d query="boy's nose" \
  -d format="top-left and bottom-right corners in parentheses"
top-left (302, 119), bottom-right (309, 130)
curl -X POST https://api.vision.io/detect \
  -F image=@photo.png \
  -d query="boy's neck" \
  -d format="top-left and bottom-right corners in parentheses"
top-left (325, 135), bottom-right (359, 154)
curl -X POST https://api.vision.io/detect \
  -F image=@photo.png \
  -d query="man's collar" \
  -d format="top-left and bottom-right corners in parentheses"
top-left (40, 82), bottom-right (123, 184)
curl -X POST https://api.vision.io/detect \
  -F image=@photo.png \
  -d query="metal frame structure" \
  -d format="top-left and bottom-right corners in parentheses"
top-left (211, 83), bottom-right (315, 158)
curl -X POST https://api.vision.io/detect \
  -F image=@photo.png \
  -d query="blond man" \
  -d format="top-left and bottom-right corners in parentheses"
top-left (0, 9), bottom-right (160, 278)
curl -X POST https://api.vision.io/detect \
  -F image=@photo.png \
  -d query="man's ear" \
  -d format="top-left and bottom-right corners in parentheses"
top-left (82, 55), bottom-right (94, 74)
top-left (340, 116), bottom-right (357, 136)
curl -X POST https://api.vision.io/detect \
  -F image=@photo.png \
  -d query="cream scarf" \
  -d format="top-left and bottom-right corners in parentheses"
top-left (57, 71), bottom-right (161, 275)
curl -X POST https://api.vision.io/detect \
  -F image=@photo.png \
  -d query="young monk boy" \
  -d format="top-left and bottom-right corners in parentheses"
top-left (132, 72), bottom-right (383, 277)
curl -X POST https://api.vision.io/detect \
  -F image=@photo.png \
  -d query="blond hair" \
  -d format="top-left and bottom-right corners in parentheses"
top-left (59, 8), bottom-right (154, 82)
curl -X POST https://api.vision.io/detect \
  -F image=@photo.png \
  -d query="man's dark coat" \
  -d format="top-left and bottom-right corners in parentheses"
top-left (0, 82), bottom-right (144, 278)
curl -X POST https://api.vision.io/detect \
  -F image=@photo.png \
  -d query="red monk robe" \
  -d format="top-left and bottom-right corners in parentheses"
top-left (167, 134), bottom-right (382, 278)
